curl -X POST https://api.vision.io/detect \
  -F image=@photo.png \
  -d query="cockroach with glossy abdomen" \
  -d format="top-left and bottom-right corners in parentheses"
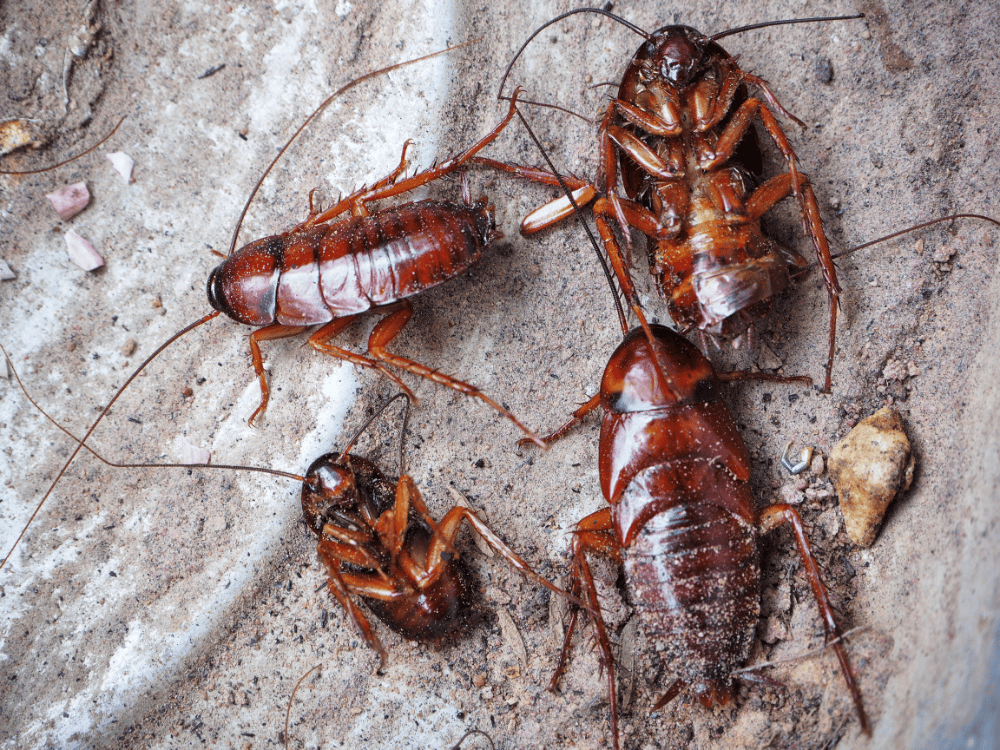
top-left (477, 10), bottom-right (866, 392)
top-left (0, 45), bottom-right (546, 575)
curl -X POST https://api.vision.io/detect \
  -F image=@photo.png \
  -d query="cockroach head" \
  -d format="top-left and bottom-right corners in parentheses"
top-left (644, 26), bottom-right (711, 88)
top-left (301, 452), bottom-right (358, 532)
top-left (206, 237), bottom-right (282, 325)
top-left (602, 325), bottom-right (720, 413)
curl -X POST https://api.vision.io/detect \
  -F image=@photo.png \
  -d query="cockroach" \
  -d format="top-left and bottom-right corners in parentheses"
top-left (529, 323), bottom-right (868, 749)
top-left (477, 10), bottom-right (866, 392)
top-left (6, 372), bottom-right (569, 669)
top-left (0, 46), bottom-right (543, 573)
top-left (295, 393), bottom-right (570, 664)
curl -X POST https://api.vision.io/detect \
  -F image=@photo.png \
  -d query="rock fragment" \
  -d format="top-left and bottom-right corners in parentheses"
top-left (828, 406), bottom-right (914, 546)
top-left (46, 182), bottom-right (91, 220)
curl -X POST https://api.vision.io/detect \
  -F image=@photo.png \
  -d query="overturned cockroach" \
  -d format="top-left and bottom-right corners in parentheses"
top-left (477, 10), bottom-right (865, 392)
top-left (7, 371), bottom-right (568, 669)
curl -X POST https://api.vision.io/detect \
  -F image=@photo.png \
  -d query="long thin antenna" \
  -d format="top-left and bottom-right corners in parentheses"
top-left (498, 9), bottom-right (648, 100)
top-left (0, 116), bottom-right (126, 175)
top-left (832, 213), bottom-right (1000, 260)
top-left (791, 214), bottom-right (1000, 276)
top-left (709, 14), bottom-right (865, 42)
top-left (0, 311), bottom-right (220, 572)
top-left (4, 346), bottom-right (303, 482)
top-left (229, 38), bottom-right (481, 255)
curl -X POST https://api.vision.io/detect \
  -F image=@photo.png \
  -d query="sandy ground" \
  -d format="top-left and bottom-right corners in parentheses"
top-left (1, 0), bottom-right (998, 748)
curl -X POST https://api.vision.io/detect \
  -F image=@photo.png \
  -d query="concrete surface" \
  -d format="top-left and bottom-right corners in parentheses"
top-left (1, 0), bottom-right (998, 748)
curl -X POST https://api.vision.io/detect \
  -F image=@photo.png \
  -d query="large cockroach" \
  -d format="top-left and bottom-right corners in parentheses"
top-left (477, 10), bottom-right (865, 392)
top-left (529, 323), bottom-right (868, 749)
top-left (0, 48), bottom-right (544, 572)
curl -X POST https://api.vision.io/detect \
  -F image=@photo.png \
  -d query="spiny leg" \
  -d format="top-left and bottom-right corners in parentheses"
top-left (305, 90), bottom-right (526, 227)
top-left (758, 503), bottom-right (870, 734)
top-left (746, 171), bottom-right (841, 392)
top-left (517, 392), bottom-right (602, 449)
top-left (307, 314), bottom-right (417, 401)
top-left (550, 508), bottom-right (625, 750)
top-left (364, 301), bottom-right (544, 447)
top-left (422, 506), bottom-right (573, 602)
top-left (747, 102), bottom-right (841, 392)
top-left (247, 323), bottom-right (307, 426)
top-left (295, 140), bottom-right (416, 229)
top-left (315, 556), bottom-right (390, 666)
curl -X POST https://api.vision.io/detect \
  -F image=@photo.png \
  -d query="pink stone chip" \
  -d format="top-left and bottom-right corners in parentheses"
top-left (46, 181), bottom-right (91, 220)
top-left (64, 229), bottom-right (104, 271)
top-left (177, 436), bottom-right (212, 465)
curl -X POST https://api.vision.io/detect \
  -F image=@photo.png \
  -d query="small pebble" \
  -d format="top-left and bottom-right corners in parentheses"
top-left (805, 486), bottom-right (833, 501)
top-left (882, 359), bottom-right (908, 381)
top-left (762, 613), bottom-right (789, 644)
top-left (176, 436), bottom-right (211, 464)
top-left (828, 406), bottom-right (914, 546)
top-left (780, 483), bottom-right (805, 505)
top-left (64, 229), bottom-right (104, 271)
top-left (810, 453), bottom-right (825, 476)
top-left (933, 245), bottom-right (956, 263)
top-left (472, 673), bottom-right (487, 688)
top-left (121, 338), bottom-right (137, 357)
top-left (46, 182), bottom-right (90, 220)
top-left (106, 151), bottom-right (135, 183)
top-left (814, 56), bottom-right (834, 83)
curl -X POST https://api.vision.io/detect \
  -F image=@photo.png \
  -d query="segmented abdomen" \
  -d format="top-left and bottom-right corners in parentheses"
top-left (622, 477), bottom-right (760, 686)
top-left (274, 199), bottom-right (495, 325)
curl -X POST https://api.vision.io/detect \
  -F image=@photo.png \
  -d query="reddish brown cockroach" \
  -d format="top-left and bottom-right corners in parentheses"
top-left (0, 47), bottom-right (543, 573)
top-left (7, 375), bottom-right (568, 670)
top-left (530, 323), bottom-right (868, 750)
top-left (479, 11), bottom-right (865, 392)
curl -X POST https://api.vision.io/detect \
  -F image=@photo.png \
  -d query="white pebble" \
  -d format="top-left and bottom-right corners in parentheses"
top-left (64, 229), bottom-right (104, 271)
top-left (106, 151), bottom-right (134, 183)
top-left (177, 436), bottom-right (211, 465)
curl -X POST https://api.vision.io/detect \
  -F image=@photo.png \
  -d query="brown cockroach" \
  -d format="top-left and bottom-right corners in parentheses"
top-left (478, 10), bottom-right (866, 392)
top-left (295, 393), bottom-right (569, 664)
top-left (529, 323), bottom-right (868, 749)
top-left (7, 366), bottom-right (571, 668)
top-left (0, 47), bottom-right (543, 574)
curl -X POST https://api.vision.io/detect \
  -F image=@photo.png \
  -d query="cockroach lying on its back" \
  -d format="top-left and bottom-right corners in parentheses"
top-left (478, 10), bottom-right (864, 391)
top-left (7, 367), bottom-right (571, 669)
